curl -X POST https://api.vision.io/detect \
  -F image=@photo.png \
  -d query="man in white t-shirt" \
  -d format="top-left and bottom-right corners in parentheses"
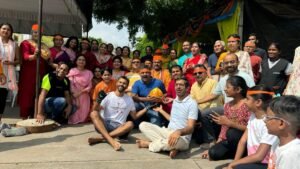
top-left (88, 76), bottom-right (148, 151)
top-left (136, 77), bottom-right (198, 158)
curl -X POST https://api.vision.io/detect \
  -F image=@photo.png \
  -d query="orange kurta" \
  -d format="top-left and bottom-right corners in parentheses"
top-left (151, 69), bottom-right (171, 89)
top-left (92, 80), bottom-right (116, 101)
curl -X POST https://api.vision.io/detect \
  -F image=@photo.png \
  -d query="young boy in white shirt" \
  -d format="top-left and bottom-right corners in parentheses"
top-left (265, 95), bottom-right (300, 169)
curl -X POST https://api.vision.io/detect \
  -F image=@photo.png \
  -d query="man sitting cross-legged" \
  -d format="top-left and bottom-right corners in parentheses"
top-left (136, 77), bottom-right (198, 158)
top-left (88, 76), bottom-right (148, 151)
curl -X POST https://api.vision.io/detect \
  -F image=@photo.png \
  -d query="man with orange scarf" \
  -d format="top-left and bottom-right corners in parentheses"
top-left (18, 24), bottom-right (50, 119)
top-left (151, 50), bottom-right (171, 89)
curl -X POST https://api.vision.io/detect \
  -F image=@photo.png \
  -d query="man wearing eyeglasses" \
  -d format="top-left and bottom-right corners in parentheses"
top-left (198, 53), bottom-right (255, 145)
top-left (190, 64), bottom-right (221, 112)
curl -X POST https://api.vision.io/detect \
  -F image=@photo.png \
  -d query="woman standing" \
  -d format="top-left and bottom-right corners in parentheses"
top-left (59, 36), bottom-right (78, 65)
top-left (0, 23), bottom-right (19, 121)
top-left (112, 56), bottom-right (126, 80)
top-left (183, 42), bottom-right (208, 85)
top-left (121, 46), bottom-right (132, 70)
top-left (259, 42), bottom-right (292, 95)
top-left (77, 38), bottom-right (95, 71)
top-left (19, 24), bottom-right (50, 119)
top-left (93, 43), bottom-right (113, 69)
top-left (168, 49), bottom-right (178, 69)
top-left (68, 55), bottom-right (93, 124)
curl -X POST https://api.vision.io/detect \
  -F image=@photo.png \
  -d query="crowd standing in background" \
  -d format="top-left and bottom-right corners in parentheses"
top-left (0, 23), bottom-right (300, 168)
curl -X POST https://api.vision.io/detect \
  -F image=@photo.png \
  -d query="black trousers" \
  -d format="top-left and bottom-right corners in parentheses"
top-left (235, 163), bottom-right (267, 169)
top-left (208, 128), bottom-right (244, 161)
top-left (0, 88), bottom-right (8, 115)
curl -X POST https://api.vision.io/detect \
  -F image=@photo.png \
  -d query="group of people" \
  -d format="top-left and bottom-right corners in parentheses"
top-left (0, 23), bottom-right (300, 169)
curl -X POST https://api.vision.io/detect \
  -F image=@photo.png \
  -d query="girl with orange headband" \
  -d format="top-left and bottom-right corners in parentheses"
top-left (224, 85), bottom-right (278, 169)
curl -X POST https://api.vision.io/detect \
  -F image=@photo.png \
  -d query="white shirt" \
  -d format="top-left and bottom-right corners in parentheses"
top-left (247, 114), bottom-right (278, 164)
top-left (268, 138), bottom-right (300, 169)
top-left (100, 92), bottom-right (136, 124)
top-left (168, 95), bottom-right (198, 142)
top-left (213, 70), bottom-right (255, 103)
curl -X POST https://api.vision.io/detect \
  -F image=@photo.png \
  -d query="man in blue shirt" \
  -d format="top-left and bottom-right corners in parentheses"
top-left (177, 41), bottom-right (192, 67)
top-left (132, 65), bottom-right (166, 126)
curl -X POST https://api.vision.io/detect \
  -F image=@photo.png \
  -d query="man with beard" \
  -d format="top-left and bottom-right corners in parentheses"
top-left (88, 76), bottom-right (148, 151)
top-left (151, 55), bottom-right (171, 89)
top-left (132, 65), bottom-right (166, 126)
top-left (36, 63), bottom-right (72, 124)
top-left (136, 77), bottom-right (198, 158)
top-left (197, 53), bottom-right (255, 146)
top-left (215, 34), bottom-right (253, 79)
top-left (177, 41), bottom-right (192, 67)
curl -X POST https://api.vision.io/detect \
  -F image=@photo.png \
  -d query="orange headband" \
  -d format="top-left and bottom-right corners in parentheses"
top-left (228, 37), bottom-right (240, 41)
top-left (247, 90), bottom-right (275, 96)
top-left (153, 55), bottom-right (162, 61)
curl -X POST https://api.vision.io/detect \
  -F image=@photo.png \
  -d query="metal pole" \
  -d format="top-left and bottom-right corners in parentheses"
top-left (238, 0), bottom-right (244, 43)
top-left (34, 0), bottom-right (43, 118)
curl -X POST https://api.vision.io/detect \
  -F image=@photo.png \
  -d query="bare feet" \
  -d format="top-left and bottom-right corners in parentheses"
top-left (88, 137), bottom-right (105, 145)
top-left (169, 149), bottom-right (178, 159)
top-left (201, 150), bottom-right (209, 159)
top-left (136, 139), bottom-right (150, 148)
top-left (110, 140), bottom-right (122, 151)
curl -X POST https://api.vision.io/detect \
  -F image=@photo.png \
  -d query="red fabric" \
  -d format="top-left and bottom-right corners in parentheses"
top-left (77, 51), bottom-right (96, 71)
top-left (90, 54), bottom-right (113, 70)
top-left (219, 102), bottom-right (251, 140)
top-left (50, 47), bottom-right (60, 60)
top-left (184, 54), bottom-right (207, 85)
top-left (250, 53), bottom-right (262, 83)
top-left (163, 79), bottom-right (191, 113)
top-left (18, 40), bottom-right (47, 118)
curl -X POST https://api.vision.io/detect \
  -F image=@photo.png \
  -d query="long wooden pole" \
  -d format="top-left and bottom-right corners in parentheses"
top-left (34, 0), bottom-right (43, 118)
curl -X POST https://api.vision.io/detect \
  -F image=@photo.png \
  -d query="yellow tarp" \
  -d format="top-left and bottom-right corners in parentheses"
top-left (217, 1), bottom-right (241, 44)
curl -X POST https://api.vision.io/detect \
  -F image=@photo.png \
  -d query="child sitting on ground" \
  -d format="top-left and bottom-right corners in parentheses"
top-left (266, 95), bottom-right (300, 169)
top-left (202, 76), bottom-right (251, 160)
top-left (224, 86), bottom-right (278, 169)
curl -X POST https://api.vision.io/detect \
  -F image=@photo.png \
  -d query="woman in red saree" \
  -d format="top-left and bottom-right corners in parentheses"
top-left (183, 42), bottom-right (208, 85)
top-left (18, 24), bottom-right (50, 119)
top-left (68, 55), bottom-right (93, 124)
top-left (92, 43), bottom-right (113, 70)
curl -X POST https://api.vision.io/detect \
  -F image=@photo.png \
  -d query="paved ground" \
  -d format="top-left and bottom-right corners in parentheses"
top-left (0, 105), bottom-right (230, 169)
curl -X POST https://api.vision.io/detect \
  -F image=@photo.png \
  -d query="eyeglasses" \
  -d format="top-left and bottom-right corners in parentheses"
top-left (132, 61), bottom-right (140, 64)
top-left (262, 115), bottom-right (290, 125)
top-left (193, 72), bottom-right (205, 76)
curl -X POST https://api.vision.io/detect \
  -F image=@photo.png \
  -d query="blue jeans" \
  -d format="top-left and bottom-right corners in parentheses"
top-left (135, 102), bottom-right (162, 127)
top-left (44, 97), bottom-right (67, 120)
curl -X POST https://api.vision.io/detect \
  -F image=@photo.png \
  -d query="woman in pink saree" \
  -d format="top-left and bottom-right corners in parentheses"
top-left (68, 55), bottom-right (93, 124)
